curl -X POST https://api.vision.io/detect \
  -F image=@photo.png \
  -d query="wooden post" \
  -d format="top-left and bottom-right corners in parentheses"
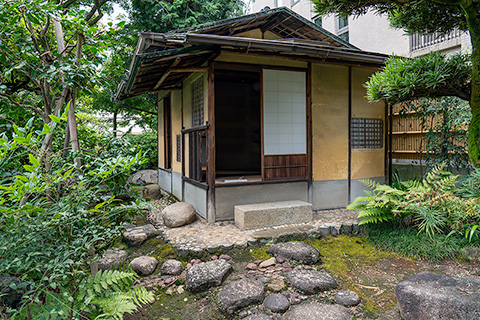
top-left (206, 62), bottom-right (216, 222)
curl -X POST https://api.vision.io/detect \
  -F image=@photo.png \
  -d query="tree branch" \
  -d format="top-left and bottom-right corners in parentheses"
top-left (0, 93), bottom-right (46, 121)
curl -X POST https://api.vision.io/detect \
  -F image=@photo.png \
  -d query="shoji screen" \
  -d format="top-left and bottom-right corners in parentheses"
top-left (263, 69), bottom-right (306, 155)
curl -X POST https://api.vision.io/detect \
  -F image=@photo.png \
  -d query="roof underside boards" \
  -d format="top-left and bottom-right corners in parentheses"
top-left (116, 7), bottom-right (388, 100)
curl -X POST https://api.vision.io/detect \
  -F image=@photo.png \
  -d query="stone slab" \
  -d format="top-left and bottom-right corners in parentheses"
top-left (252, 224), bottom-right (315, 239)
top-left (234, 200), bottom-right (312, 230)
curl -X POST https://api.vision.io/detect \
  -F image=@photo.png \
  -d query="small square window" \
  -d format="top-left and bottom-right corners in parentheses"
top-left (351, 118), bottom-right (383, 149)
top-left (314, 16), bottom-right (322, 27)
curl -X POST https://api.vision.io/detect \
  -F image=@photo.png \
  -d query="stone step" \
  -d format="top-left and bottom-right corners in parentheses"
top-left (234, 200), bottom-right (312, 230)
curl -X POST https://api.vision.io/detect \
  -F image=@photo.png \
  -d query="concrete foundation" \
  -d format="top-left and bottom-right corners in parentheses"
top-left (234, 200), bottom-right (313, 230)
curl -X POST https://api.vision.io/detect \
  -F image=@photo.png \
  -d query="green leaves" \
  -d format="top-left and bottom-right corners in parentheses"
top-left (366, 53), bottom-right (471, 104)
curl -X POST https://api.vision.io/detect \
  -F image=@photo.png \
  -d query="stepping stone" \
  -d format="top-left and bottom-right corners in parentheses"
top-left (286, 269), bottom-right (337, 295)
top-left (396, 272), bottom-right (480, 320)
top-left (283, 303), bottom-right (352, 320)
top-left (242, 314), bottom-right (272, 320)
top-left (266, 242), bottom-right (320, 264)
top-left (162, 202), bottom-right (196, 228)
top-left (123, 224), bottom-right (160, 246)
top-left (335, 290), bottom-right (361, 307)
top-left (97, 248), bottom-right (128, 270)
top-left (186, 260), bottom-right (232, 293)
top-left (218, 279), bottom-right (265, 314)
top-left (130, 256), bottom-right (158, 276)
top-left (263, 293), bottom-right (290, 313)
top-left (161, 259), bottom-right (183, 276)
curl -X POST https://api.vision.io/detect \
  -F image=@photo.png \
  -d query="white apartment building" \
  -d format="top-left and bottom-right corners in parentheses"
top-left (251, 0), bottom-right (471, 57)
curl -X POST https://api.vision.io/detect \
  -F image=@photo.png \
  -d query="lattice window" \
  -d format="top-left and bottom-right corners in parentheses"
top-left (176, 134), bottom-right (181, 162)
top-left (351, 118), bottom-right (383, 149)
top-left (192, 77), bottom-right (204, 127)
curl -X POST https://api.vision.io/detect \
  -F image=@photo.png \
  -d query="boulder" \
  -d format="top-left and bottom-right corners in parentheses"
top-left (283, 303), bottom-right (352, 320)
top-left (0, 276), bottom-right (22, 308)
top-left (97, 249), bottom-right (128, 270)
top-left (186, 260), bottom-right (232, 293)
top-left (263, 293), bottom-right (290, 313)
top-left (218, 279), bottom-right (265, 314)
top-left (123, 224), bottom-right (160, 246)
top-left (130, 256), bottom-right (158, 276)
top-left (162, 202), bottom-right (197, 228)
top-left (161, 259), bottom-right (183, 276)
top-left (335, 290), bottom-right (361, 307)
top-left (143, 184), bottom-right (162, 200)
top-left (266, 242), bottom-right (320, 264)
top-left (128, 169), bottom-right (158, 186)
top-left (396, 272), bottom-right (480, 320)
top-left (286, 269), bottom-right (337, 295)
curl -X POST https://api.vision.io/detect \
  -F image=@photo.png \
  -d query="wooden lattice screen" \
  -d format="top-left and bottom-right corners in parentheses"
top-left (192, 77), bottom-right (204, 127)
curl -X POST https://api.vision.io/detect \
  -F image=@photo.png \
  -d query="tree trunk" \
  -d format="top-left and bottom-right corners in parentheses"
top-left (462, 2), bottom-right (480, 167)
top-left (113, 110), bottom-right (118, 137)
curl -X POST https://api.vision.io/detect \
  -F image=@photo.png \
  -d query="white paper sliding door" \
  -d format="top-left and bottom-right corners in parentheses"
top-left (262, 68), bottom-right (307, 180)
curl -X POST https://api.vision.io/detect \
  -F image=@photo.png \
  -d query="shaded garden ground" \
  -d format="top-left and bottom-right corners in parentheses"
top-left (123, 234), bottom-right (480, 320)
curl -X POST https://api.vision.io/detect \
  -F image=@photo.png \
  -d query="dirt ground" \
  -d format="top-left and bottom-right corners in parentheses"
top-left (124, 235), bottom-right (480, 320)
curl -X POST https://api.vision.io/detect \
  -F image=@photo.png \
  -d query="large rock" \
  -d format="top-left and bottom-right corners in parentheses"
top-left (286, 269), bottom-right (337, 295)
top-left (128, 169), bottom-right (158, 186)
top-left (123, 224), bottom-right (160, 246)
top-left (161, 259), bottom-right (183, 276)
top-left (130, 256), bottom-right (158, 276)
top-left (396, 272), bottom-right (480, 320)
top-left (263, 293), bottom-right (290, 313)
top-left (186, 260), bottom-right (232, 293)
top-left (266, 242), bottom-right (320, 264)
top-left (218, 279), bottom-right (265, 314)
top-left (162, 202), bottom-right (197, 228)
top-left (283, 303), bottom-right (352, 320)
top-left (0, 276), bottom-right (22, 308)
top-left (143, 184), bottom-right (162, 200)
top-left (97, 249), bottom-right (128, 270)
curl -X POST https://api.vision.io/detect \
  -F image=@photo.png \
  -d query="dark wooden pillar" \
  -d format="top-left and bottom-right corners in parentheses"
top-left (206, 62), bottom-right (216, 222)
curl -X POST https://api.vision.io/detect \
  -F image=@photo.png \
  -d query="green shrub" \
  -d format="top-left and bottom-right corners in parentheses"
top-left (349, 164), bottom-right (480, 239)
top-left (0, 120), bottom-right (149, 319)
top-left (127, 131), bottom-right (158, 170)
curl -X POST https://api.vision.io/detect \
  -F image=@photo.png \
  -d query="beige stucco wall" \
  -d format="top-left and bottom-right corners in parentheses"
top-left (351, 67), bottom-right (385, 179)
top-left (216, 52), bottom-right (308, 69)
top-left (157, 98), bottom-right (165, 168)
top-left (311, 63), bottom-right (349, 181)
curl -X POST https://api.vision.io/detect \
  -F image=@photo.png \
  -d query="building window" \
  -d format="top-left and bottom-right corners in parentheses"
top-left (338, 15), bottom-right (348, 29)
top-left (351, 118), bottom-right (383, 149)
top-left (192, 77), bottom-right (204, 127)
top-left (291, 0), bottom-right (299, 5)
top-left (176, 134), bottom-right (181, 162)
top-left (314, 16), bottom-right (322, 27)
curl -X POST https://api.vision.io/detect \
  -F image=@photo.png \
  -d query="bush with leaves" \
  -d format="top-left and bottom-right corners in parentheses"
top-left (349, 164), bottom-right (480, 238)
top-left (0, 120), bottom-right (152, 319)
top-left (127, 131), bottom-right (158, 170)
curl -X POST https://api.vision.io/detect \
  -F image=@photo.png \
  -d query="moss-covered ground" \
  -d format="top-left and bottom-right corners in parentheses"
top-left (124, 234), bottom-right (480, 320)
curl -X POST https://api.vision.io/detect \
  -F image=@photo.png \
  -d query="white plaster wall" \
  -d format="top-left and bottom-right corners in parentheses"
top-left (251, 0), bottom-right (472, 57)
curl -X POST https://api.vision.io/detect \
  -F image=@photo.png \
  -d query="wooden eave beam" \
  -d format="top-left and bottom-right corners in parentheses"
top-left (152, 57), bottom-right (181, 91)
top-left (170, 67), bottom-right (209, 73)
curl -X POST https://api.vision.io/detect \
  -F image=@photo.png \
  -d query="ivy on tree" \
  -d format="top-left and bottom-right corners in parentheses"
top-left (313, 0), bottom-right (480, 166)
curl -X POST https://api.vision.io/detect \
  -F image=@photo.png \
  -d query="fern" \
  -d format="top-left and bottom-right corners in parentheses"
top-left (358, 207), bottom-right (394, 225)
top-left (82, 267), bottom-right (154, 320)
